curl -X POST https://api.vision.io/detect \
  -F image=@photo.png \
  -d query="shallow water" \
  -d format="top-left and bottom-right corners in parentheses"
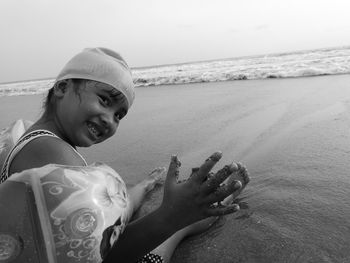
top-left (1, 75), bottom-right (350, 262)
top-left (2, 46), bottom-right (350, 97)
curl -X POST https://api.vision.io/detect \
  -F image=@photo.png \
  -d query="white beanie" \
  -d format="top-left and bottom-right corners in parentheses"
top-left (56, 47), bottom-right (135, 109)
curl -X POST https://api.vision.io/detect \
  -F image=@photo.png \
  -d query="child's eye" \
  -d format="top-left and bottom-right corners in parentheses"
top-left (115, 113), bottom-right (122, 121)
top-left (115, 111), bottom-right (126, 121)
top-left (99, 95), bottom-right (110, 106)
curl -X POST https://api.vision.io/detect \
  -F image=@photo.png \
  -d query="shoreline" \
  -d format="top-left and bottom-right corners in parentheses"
top-left (1, 73), bottom-right (350, 99)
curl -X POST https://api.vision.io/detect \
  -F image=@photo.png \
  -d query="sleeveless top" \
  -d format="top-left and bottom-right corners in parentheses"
top-left (0, 129), bottom-right (87, 184)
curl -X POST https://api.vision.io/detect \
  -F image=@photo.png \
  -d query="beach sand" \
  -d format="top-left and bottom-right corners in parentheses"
top-left (1, 74), bottom-right (350, 262)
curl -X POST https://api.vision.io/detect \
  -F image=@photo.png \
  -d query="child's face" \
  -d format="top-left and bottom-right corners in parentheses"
top-left (55, 80), bottom-right (129, 147)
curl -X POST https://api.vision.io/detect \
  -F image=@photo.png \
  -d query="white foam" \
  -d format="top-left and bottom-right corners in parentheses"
top-left (1, 46), bottom-right (350, 97)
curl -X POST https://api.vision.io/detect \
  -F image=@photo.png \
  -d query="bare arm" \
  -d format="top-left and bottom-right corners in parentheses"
top-left (9, 136), bottom-right (86, 175)
top-left (104, 205), bottom-right (180, 262)
top-left (127, 167), bottom-right (166, 218)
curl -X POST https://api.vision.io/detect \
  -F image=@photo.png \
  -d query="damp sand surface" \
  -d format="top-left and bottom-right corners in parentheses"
top-left (1, 75), bottom-right (350, 262)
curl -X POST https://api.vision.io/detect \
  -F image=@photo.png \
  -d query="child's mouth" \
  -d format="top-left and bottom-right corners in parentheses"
top-left (87, 121), bottom-right (102, 139)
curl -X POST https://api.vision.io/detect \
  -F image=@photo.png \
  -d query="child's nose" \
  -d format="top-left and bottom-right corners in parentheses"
top-left (101, 112), bottom-right (118, 134)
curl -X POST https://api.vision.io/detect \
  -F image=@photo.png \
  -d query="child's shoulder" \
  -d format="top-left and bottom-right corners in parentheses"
top-left (9, 135), bottom-right (86, 175)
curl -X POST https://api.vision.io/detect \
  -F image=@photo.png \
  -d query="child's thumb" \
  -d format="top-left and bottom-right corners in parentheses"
top-left (165, 155), bottom-right (180, 187)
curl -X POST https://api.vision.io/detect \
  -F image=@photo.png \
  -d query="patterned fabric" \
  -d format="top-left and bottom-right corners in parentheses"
top-left (136, 253), bottom-right (164, 263)
top-left (4, 163), bottom-right (131, 262)
top-left (0, 129), bottom-right (87, 184)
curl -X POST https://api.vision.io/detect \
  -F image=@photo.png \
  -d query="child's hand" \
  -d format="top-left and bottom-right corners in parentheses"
top-left (161, 152), bottom-right (242, 229)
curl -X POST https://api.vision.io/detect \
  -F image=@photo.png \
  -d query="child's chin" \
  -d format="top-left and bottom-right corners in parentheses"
top-left (79, 133), bottom-right (104, 147)
top-left (77, 138), bottom-right (95, 147)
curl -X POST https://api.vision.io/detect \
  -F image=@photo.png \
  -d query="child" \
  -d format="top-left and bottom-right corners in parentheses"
top-left (0, 47), bottom-right (249, 263)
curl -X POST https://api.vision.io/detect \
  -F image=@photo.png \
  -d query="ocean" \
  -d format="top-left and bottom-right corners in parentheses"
top-left (1, 46), bottom-right (350, 97)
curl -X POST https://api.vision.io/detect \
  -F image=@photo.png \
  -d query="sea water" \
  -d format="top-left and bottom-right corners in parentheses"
top-left (1, 46), bottom-right (350, 97)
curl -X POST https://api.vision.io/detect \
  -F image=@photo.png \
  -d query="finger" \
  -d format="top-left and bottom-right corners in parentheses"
top-left (223, 162), bottom-right (249, 187)
top-left (165, 155), bottom-right (181, 187)
top-left (205, 203), bottom-right (240, 216)
top-left (148, 167), bottom-right (167, 177)
top-left (237, 164), bottom-right (250, 185)
top-left (204, 180), bottom-right (242, 204)
top-left (227, 162), bottom-right (250, 185)
top-left (148, 167), bottom-right (167, 185)
top-left (202, 163), bottom-right (238, 194)
top-left (190, 151), bottom-right (223, 183)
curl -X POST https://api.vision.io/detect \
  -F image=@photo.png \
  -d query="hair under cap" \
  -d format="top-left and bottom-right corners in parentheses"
top-left (56, 47), bottom-right (135, 109)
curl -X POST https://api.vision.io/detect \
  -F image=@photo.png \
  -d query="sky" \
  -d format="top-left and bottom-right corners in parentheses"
top-left (1, 0), bottom-right (350, 83)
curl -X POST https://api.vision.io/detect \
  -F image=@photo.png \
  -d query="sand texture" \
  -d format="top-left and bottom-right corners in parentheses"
top-left (1, 75), bottom-right (350, 262)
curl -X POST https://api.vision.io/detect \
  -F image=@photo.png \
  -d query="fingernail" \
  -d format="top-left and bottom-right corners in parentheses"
top-left (225, 163), bottom-right (237, 174)
top-left (233, 181), bottom-right (242, 190)
top-left (210, 151), bottom-right (222, 162)
top-left (229, 162), bottom-right (239, 172)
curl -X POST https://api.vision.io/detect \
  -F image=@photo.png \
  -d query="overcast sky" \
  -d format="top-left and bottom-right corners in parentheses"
top-left (1, 0), bottom-right (350, 83)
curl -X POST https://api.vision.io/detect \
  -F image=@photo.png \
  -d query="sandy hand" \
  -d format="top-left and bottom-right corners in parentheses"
top-left (219, 162), bottom-right (250, 205)
top-left (161, 152), bottom-right (242, 230)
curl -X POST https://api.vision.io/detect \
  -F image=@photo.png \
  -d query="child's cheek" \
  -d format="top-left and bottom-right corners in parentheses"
top-left (88, 102), bottom-right (103, 114)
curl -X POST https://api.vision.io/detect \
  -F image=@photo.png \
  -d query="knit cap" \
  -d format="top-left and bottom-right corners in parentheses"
top-left (56, 47), bottom-right (135, 109)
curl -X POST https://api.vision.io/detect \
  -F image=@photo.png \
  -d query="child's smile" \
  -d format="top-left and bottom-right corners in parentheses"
top-left (86, 121), bottom-right (103, 139)
top-left (55, 80), bottom-right (128, 147)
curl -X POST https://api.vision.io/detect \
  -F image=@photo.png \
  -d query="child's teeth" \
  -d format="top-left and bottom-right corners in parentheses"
top-left (88, 123), bottom-right (99, 136)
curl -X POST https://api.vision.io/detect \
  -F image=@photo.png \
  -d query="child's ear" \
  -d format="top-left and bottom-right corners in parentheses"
top-left (53, 80), bottom-right (70, 98)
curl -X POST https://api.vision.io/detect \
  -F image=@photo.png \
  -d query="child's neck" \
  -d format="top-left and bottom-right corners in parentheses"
top-left (29, 116), bottom-right (75, 148)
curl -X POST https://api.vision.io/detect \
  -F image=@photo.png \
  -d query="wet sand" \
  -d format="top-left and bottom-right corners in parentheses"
top-left (1, 75), bottom-right (350, 262)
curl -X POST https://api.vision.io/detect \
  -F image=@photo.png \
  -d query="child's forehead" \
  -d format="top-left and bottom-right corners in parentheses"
top-left (85, 80), bottom-right (111, 90)
top-left (85, 80), bottom-right (122, 95)
top-left (84, 80), bottom-right (127, 104)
